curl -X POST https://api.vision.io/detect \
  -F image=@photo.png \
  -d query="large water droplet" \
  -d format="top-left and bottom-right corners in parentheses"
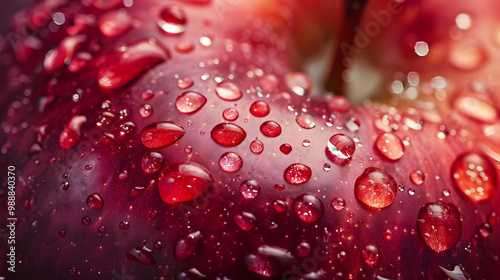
top-left (216, 82), bottom-right (242, 101)
top-left (86, 193), bottom-right (103, 210)
top-left (59, 115), bottom-right (87, 149)
top-left (158, 162), bottom-right (213, 204)
top-left (210, 123), bottom-right (247, 147)
top-left (219, 152), bottom-right (243, 173)
top-left (98, 39), bottom-right (168, 90)
top-left (296, 114), bottom-right (316, 129)
top-left (454, 94), bottom-right (497, 123)
top-left (293, 194), bottom-right (324, 223)
top-left (157, 6), bottom-right (186, 34)
top-left (127, 246), bottom-right (157, 265)
top-left (244, 246), bottom-right (297, 277)
top-left (417, 202), bottom-right (462, 252)
top-left (410, 170), bottom-right (425, 185)
top-left (234, 211), bottom-right (257, 231)
top-left (284, 163), bottom-right (312, 185)
top-left (355, 167), bottom-right (397, 209)
top-left (451, 152), bottom-right (497, 202)
top-left (175, 231), bottom-right (201, 260)
top-left (240, 179), bottom-right (261, 199)
top-left (140, 122), bottom-right (185, 149)
top-left (260, 121), bottom-right (282, 137)
top-left (98, 10), bottom-right (132, 37)
top-left (177, 77), bottom-right (194, 89)
top-left (361, 245), bottom-right (380, 267)
top-left (141, 151), bottom-right (164, 173)
top-left (175, 91), bottom-right (207, 114)
top-left (375, 132), bottom-right (404, 161)
top-left (250, 101), bottom-right (270, 117)
top-left (44, 35), bottom-right (87, 72)
top-left (326, 134), bottom-right (355, 165)
top-left (273, 200), bottom-right (287, 212)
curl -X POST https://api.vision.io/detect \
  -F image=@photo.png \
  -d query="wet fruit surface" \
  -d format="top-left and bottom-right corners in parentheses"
top-left (354, 167), bottom-right (398, 209)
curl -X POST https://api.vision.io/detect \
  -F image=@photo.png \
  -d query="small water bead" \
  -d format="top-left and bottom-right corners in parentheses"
top-left (285, 72), bottom-right (311, 96)
top-left (61, 182), bottom-right (70, 190)
top-left (302, 139), bottom-right (310, 147)
top-left (140, 122), bottom-right (185, 149)
top-left (157, 6), bottom-right (186, 34)
top-left (442, 189), bottom-right (450, 197)
top-left (414, 41), bottom-right (429, 56)
top-left (96, 112), bottom-right (115, 127)
top-left (59, 115), bottom-right (87, 149)
top-left (408, 188), bottom-right (416, 196)
top-left (279, 144), bottom-right (292, 155)
top-left (260, 121), bottom-right (282, 137)
top-left (141, 89), bottom-right (154, 100)
top-left (410, 170), bottom-right (425, 185)
top-left (175, 91), bottom-right (207, 114)
top-left (119, 122), bottom-right (136, 135)
top-left (273, 200), bottom-right (287, 212)
top-left (346, 117), bottom-right (360, 132)
top-left (216, 82), bottom-right (242, 101)
top-left (361, 245), bottom-right (380, 267)
top-left (451, 152), bottom-right (497, 202)
top-left (210, 123), bottom-right (247, 146)
top-left (177, 77), bottom-right (194, 89)
top-left (479, 223), bottom-right (492, 238)
top-left (403, 109), bottom-right (423, 130)
top-left (129, 186), bottom-right (145, 197)
top-left (488, 211), bottom-right (498, 226)
top-left (139, 104), bottom-right (152, 118)
top-left (259, 74), bottom-right (279, 93)
top-left (375, 132), bottom-right (404, 161)
top-left (81, 216), bottom-right (91, 225)
top-left (417, 202), bottom-right (462, 252)
top-left (98, 225), bottom-right (106, 233)
top-left (58, 230), bottom-right (66, 237)
top-left (219, 152), bottom-right (243, 173)
top-left (98, 39), bottom-right (169, 90)
top-left (175, 41), bottom-right (195, 53)
top-left (331, 197), bottom-right (346, 211)
top-left (250, 101), bottom-right (270, 117)
top-left (175, 231), bottom-right (201, 260)
top-left (244, 245), bottom-right (297, 277)
top-left (233, 211), bottom-right (257, 231)
top-left (141, 151), bottom-right (164, 173)
top-left (323, 163), bottom-right (331, 172)
top-left (284, 163), bottom-right (312, 185)
top-left (249, 140), bottom-right (264, 154)
top-left (240, 179), bottom-right (261, 199)
top-left (86, 193), bottom-right (103, 210)
top-left (326, 134), bottom-right (355, 164)
top-left (127, 246), bottom-right (156, 265)
top-left (199, 35), bottom-right (212, 46)
top-left (293, 194), bottom-right (324, 223)
top-left (85, 164), bottom-right (92, 171)
top-left (154, 241), bottom-right (162, 249)
top-left (454, 94), bottom-right (497, 123)
top-left (383, 229), bottom-right (393, 241)
top-left (274, 184), bottom-right (285, 191)
top-left (328, 96), bottom-right (351, 112)
top-left (296, 114), bottom-right (316, 129)
top-left (295, 242), bottom-right (311, 258)
top-left (98, 10), bottom-right (132, 37)
top-left (222, 107), bottom-right (239, 121)
top-left (337, 251), bottom-right (347, 262)
top-left (119, 221), bottom-right (130, 230)
top-left (355, 167), bottom-right (397, 209)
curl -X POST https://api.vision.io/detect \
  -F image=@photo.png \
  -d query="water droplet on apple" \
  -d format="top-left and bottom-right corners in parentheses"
top-left (417, 202), bottom-right (462, 252)
top-left (157, 6), bottom-right (186, 34)
top-left (383, 229), bottom-right (393, 241)
top-left (219, 152), bottom-right (243, 173)
top-left (223, 107), bottom-right (239, 121)
top-left (140, 121), bottom-right (185, 149)
top-left (259, 74), bottom-right (279, 93)
top-left (141, 151), bottom-right (164, 173)
top-left (240, 179), bottom-right (261, 199)
top-left (86, 193), bottom-right (103, 210)
top-left (216, 82), bottom-right (242, 101)
top-left (249, 140), bottom-right (264, 154)
top-left (414, 41), bottom-right (429, 56)
top-left (293, 194), bottom-right (324, 223)
top-left (210, 123), bottom-right (247, 147)
top-left (284, 163), bottom-right (312, 185)
top-left (139, 104), bottom-right (152, 118)
top-left (234, 211), bottom-right (257, 231)
top-left (81, 216), bottom-right (91, 225)
top-left (98, 225), bottom-right (106, 233)
top-left (98, 10), bottom-right (131, 37)
top-left (285, 72), bottom-right (311, 96)
top-left (98, 39), bottom-right (168, 90)
top-left (279, 143), bottom-right (292, 155)
top-left (177, 77), bottom-right (193, 89)
top-left (119, 121), bottom-right (136, 135)
top-left (119, 221), bottom-right (130, 230)
top-left (59, 115), bottom-right (87, 149)
top-left (479, 223), bottom-right (492, 238)
top-left (250, 101), bottom-right (270, 117)
top-left (273, 200), bottom-right (287, 212)
top-left (355, 167), bottom-right (397, 209)
top-left (127, 246), bottom-right (156, 265)
top-left (328, 95), bottom-right (351, 112)
top-left (362, 245), bottom-right (380, 267)
top-left (331, 197), bottom-right (346, 211)
top-left (410, 170), bottom-right (425, 185)
top-left (260, 121), bottom-right (282, 137)
top-left (451, 152), bottom-right (497, 202)
top-left (244, 245), bottom-right (297, 277)
top-left (141, 89), bottom-right (154, 100)
top-left (158, 162), bottom-right (213, 204)
top-left (376, 132), bottom-right (404, 161)
top-left (302, 139), bottom-right (310, 147)
top-left (296, 114), bottom-right (316, 129)
top-left (488, 211), bottom-right (497, 226)
top-left (175, 231), bottom-right (201, 260)
top-left (326, 134), bottom-right (355, 165)
top-left (175, 91), bottom-right (207, 114)
top-left (323, 163), bottom-right (331, 172)
top-left (295, 242), bottom-right (311, 258)
top-left (454, 94), bottom-right (497, 123)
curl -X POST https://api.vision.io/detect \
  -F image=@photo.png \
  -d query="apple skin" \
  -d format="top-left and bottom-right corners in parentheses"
top-left (0, 0), bottom-right (499, 279)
